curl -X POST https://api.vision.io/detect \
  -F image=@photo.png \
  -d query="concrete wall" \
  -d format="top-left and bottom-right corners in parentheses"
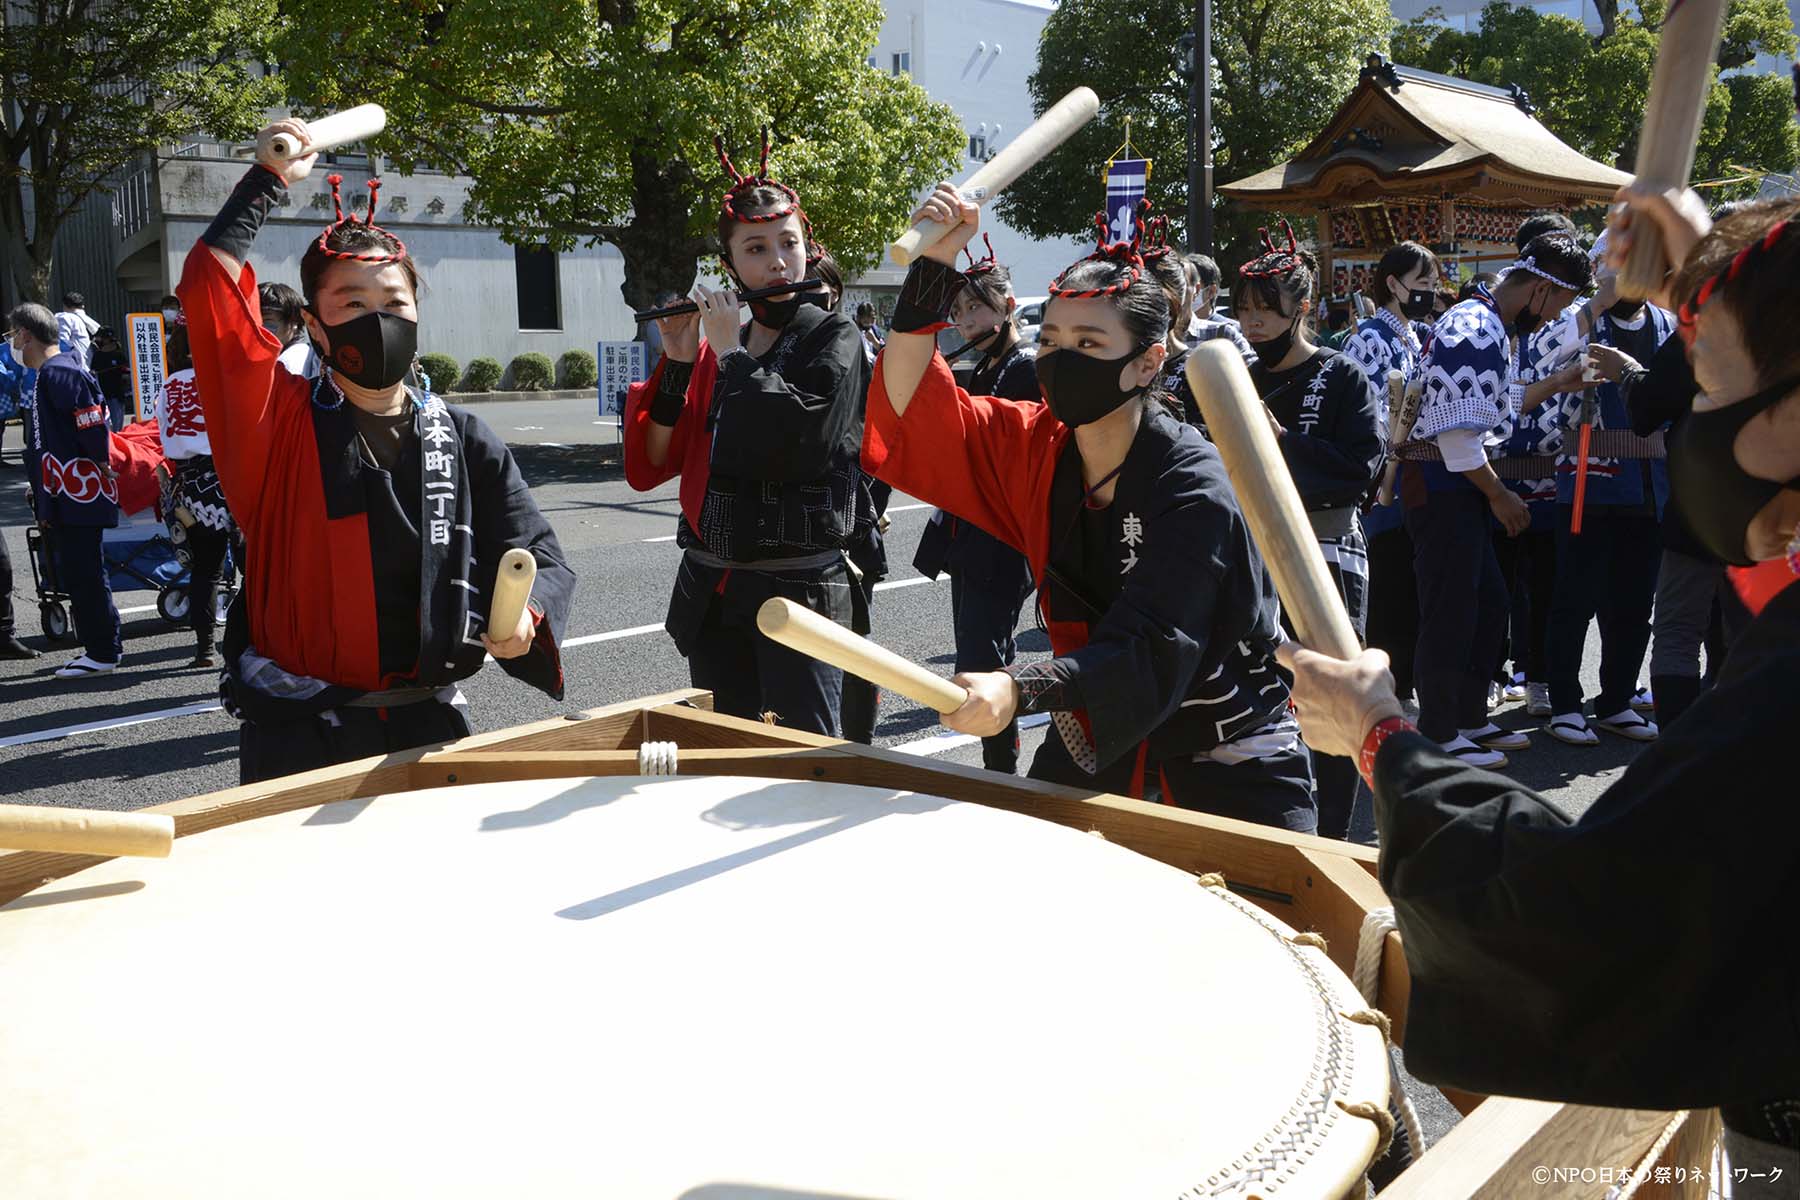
top-left (148, 157), bottom-right (639, 380)
top-left (867, 0), bottom-right (1085, 299)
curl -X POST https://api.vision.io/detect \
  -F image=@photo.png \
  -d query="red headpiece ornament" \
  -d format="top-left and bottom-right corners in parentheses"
top-left (1677, 218), bottom-right (1792, 345)
top-left (1142, 214), bottom-right (1175, 262)
top-left (1048, 201), bottom-right (1147, 299)
top-left (314, 173), bottom-right (407, 264)
top-left (714, 127), bottom-right (818, 266)
top-left (963, 234), bottom-right (999, 276)
top-left (1239, 219), bottom-right (1302, 279)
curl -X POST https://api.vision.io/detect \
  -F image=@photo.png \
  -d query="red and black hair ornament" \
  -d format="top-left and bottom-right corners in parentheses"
top-left (963, 233), bottom-right (999, 277)
top-left (716, 127), bottom-right (807, 225)
top-left (1048, 204), bottom-right (1147, 299)
top-left (1141, 213), bottom-right (1175, 262)
top-left (1240, 219), bottom-right (1303, 279)
top-left (1677, 216), bottom-right (1793, 344)
top-left (315, 172), bottom-right (407, 264)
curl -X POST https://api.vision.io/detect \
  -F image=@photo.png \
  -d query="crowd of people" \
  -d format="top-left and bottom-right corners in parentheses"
top-left (0, 105), bottom-right (1794, 1186)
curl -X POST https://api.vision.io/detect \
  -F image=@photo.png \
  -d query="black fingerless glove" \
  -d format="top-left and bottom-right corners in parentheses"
top-left (202, 165), bottom-right (286, 261)
top-left (650, 359), bottom-right (693, 426)
top-left (890, 257), bottom-right (967, 335)
top-left (1006, 660), bottom-right (1073, 715)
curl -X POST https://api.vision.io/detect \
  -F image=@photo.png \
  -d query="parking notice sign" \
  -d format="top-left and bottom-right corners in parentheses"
top-left (126, 313), bottom-right (168, 423)
top-left (598, 341), bottom-right (646, 428)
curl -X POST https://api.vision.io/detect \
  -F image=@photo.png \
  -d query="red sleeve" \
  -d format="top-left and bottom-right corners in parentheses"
top-left (176, 241), bottom-right (293, 531)
top-left (863, 351), bottom-right (1064, 563)
top-left (622, 344), bottom-right (719, 492)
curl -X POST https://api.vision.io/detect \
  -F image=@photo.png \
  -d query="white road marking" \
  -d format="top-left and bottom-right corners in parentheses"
top-left (5, 578), bottom-right (948, 748)
top-left (513, 425), bottom-right (544, 431)
top-left (119, 604), bottom-right (157, 616)
top-left (891, 713), bottom-right (1051, 757)
top-left (538, 442), bottom-right (570, 449)
top-left (638, 503), bottom-right (931, 543)
top-left (0, 702), bottom-right (225, 749)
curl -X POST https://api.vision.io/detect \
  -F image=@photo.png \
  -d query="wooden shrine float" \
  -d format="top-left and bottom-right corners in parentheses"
top-left (0, 689), bottom-right (1716, 1198)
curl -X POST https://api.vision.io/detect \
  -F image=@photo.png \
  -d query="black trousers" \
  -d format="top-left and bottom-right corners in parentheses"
top-left (1029, 727), bottom-right (1318, 834)
top-left (239, 698), bottom-right (471, 785)
top-left (1406, 490), bottom-right (1508, 743)
top-left (838, 566), bottom-right (882, 744)
top-left (1492, 525), bottom-right (1556, 681)
top-left (687, 568), bottom-right (849, 738)
top-left (51, 524), bottom-right (122, 663)
top-left (0, 532), bottom-right (16, 636)
top-left (949, 567), bottom-right (1029, 773)
top-left (185, 522), bottom-right (230, 650)
top-left (1547, 508), bottom-right (1660, 719)
top-left (1364, 525), bottom-right (1418, 699)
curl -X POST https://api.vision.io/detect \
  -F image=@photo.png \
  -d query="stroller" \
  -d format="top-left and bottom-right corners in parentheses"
top-left (27, 420), bottom-right (236, 643)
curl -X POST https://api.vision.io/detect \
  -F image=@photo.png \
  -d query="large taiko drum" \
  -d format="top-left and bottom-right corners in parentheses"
top-left (0, 776), bottom-right (1390, 1197)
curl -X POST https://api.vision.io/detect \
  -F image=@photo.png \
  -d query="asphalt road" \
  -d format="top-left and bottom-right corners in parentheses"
top-left (0, 392), bottom-right (1656, 1156)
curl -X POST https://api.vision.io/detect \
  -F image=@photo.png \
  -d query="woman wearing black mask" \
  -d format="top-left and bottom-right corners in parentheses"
top-left (1274, 190), bottom-right (1800, 1190)
top-left (1343, 241), bottom-right (1439, 714)
top-left (910, 237), bottom-right (1038, 773)
top-left (1233, 223), bottom-right (1383, 839)
top-left (624, 130), bottom-right (869, 736)
top-left (177, 116), bottom-right (574, 782)
top-left (866, 186), bottom-right (1312, 832)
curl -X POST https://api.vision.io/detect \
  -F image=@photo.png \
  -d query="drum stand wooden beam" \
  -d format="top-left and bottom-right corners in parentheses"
top-left (0, 687), bottom-right (1717, 1196)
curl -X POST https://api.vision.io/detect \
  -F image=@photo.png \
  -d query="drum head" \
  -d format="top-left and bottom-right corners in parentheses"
top-left (0, 777), bottom-right (1387, 1197)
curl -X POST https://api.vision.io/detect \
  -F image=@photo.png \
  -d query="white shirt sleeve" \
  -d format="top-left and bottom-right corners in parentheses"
top-left (1436, 427), bottom-right (1490, 473)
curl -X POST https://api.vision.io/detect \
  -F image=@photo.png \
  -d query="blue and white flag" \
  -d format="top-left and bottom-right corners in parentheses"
top-left (1105, 158), bottom-right (1149, 244)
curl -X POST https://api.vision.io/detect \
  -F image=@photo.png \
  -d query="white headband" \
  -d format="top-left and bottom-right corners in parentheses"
top-left (1510, 255), bottom-right (1580, 291)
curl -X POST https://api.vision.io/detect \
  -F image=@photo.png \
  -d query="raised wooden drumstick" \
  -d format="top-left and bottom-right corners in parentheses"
top-left (0, 804), bottom-right (173, 858)
top-left (757, 598), bottom-right (969, 714)
top-left (487, 548), bottom-right (537, 641)
top-left (269, 104), bottom-right (388, 160)
top-left (1185, 343), bottom-right (1362, 660)
top-left (1616, 0), bottom-right (1729, 299)
top-left (890, 87), bottom-right (1101, 266)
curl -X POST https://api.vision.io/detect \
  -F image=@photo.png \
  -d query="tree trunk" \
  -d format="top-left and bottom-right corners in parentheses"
top-left (0, 175), bottom-right (52, 306)
top-left (1593, 0), bottom-right (1618, 40)
top-left (613, 147), bottom-right (710, 315)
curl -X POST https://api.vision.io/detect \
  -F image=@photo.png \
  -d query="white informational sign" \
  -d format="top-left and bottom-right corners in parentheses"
top-left (598, 341), bottom-right (647, 428)
top-left (126, 313), bottom-right (167, 423)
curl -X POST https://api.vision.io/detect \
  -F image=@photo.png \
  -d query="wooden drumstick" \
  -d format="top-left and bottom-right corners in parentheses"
top-left (487, 548), bottom-right (537, 641)
top-left (1616, 0), bottom-right (1728, 299)
top-left (268, 104), bottom-right (388, 160)
top-left (1374, 369), bottom-right (1406, 507)
top-left (0, 804), bottom-right (173, 858)
top-left (1185, 343), bottom-right (1362, 661)
top-left (890, 87), bottom-right (1101, 266)
top-left (756, 598), bottom-right (969, 714)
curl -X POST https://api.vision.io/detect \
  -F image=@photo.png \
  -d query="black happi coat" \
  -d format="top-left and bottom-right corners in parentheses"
top-left (1368, 578), bottom-right (1800, 1110)
top-left (1249, 347), bottom-right (1383, 509)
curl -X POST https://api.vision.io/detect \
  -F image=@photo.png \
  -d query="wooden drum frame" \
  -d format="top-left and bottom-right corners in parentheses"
top-left (0, 691), bottom-right (1719, 1198)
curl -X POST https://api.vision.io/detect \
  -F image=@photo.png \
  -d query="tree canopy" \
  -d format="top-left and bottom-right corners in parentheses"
top-left (277, 0), bottom-right (965, 308)
top-left (1393, 0), bottom-right (1798, 190)
top-left (993, 0), bottom-right (1392, 260)
top-left (0, 0), bottom-right (279, 303)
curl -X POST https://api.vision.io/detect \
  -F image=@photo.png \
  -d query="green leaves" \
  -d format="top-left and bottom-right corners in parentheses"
top-left (992, 0), bottom-right (1388, 261)
top-left (277, 0), bottom-right (963, 304)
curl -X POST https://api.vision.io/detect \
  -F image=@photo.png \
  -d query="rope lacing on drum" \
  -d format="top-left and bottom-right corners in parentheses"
top-left (637, 741), bottom-right (679, 775)
top-left (1352, 905), bottom-right (1427, 1169)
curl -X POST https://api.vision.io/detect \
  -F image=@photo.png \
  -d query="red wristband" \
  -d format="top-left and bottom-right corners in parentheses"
top-left (1359, 716), bottom-right (1415, 788)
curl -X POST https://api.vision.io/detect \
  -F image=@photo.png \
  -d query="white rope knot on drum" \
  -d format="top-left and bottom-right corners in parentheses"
top-left (1352, 904), bottom-right (1427, 1164)
top-left (636, 741), bottom-right (679, 776)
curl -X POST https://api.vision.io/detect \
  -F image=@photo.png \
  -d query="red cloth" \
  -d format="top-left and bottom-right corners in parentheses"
top-left (177, 241), bottom-right (383, 690)
top-left (622, 344), bottom-right (720, 525)
top-left (1729, 559), bottom-right (1799, 617)
top-left (108, 420), bottom-right (165, 517)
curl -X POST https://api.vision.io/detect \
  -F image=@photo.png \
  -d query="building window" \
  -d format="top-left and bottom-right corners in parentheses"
top-left (866, 54), bottom-right (877, 69)
top-left (968, 134), bottom-right (987, 160)
top-left (891, 51), bottom-right (910, 75)
top-left (514, 245), bottom-right (561, 331)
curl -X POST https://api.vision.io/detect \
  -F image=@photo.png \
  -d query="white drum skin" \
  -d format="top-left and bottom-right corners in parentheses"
top-left (0, 776), bottom-right (1387, 1198)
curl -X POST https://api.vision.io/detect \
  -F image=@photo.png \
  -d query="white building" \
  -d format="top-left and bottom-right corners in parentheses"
top-left (859, 0), bottom-right (1086, 304)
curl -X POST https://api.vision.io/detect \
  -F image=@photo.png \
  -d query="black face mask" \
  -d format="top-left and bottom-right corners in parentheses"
top-left (1511, 286), bottom-right (1549, 339)
top-left (749, 293), bottom-right (802, 329)
top-left (1037, 342), bottom-right (1151, 428)
top-left (1247, 316), bottom-right (1298, 366)
top-left (1669, 376), bottom-right (1800, 566)
top-left (316, 310), bottom-right (417, 390)
top-left (1607, 299), bottom-right (1645, 322)
top-left (1401, 289), bottom-right (1437, 321)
